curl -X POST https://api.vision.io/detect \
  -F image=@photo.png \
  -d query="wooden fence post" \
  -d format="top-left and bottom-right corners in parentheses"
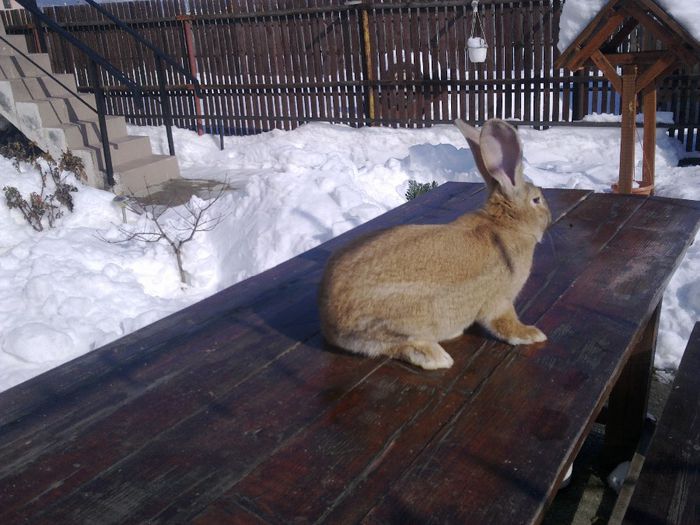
top-left (357, 1), bottom-right (375, 125)
top-left (572, 70), bottom-right (587, 121)
top-left (178, 14), bottom-right (204, 136)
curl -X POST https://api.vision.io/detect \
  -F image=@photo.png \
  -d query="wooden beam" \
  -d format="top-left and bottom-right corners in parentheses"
top-left (603, 50), bottom-right (666, 66)
top-left (590, 50), bottom-right (622, 93)
top-left (569, 13), bottom-right (627, 70)
top-left (621, 3), bottom-right (697, 64)
top-left (642, 88), bottom-right (656, 190)
top-left (602, 16), bottom-right (639, 53)
top-left (636, 0), bottom-right (700, 61)
top-left (635, 54), bottom-right (678, 93)
top-left (555, 0), bottom-right (623, 69)
top-left (618, 66), bottom-right (637, 194)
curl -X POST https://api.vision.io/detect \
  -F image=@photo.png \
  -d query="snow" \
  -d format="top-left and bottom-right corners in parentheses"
top-left (1, 119), bottom-right (699, 392)
top-left (558, 0), bottom-right (700, 52)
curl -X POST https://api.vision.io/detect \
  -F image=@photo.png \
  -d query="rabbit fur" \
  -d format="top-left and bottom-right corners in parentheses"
top-left (318, 118), bottom-right (551, 370)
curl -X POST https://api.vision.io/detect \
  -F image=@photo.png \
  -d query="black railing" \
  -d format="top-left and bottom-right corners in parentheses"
top-left (14, 0), bottom-right (201, 187)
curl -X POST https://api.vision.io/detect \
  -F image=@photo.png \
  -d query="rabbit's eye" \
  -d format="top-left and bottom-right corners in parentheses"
top-left (532, 196), bottom-right (541, 204)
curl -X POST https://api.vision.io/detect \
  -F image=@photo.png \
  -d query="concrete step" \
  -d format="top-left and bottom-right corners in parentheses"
top-left (25, 95), bottom-right (98, 124)
top-left (0, 54), bottom-right (52, 79)
top-left (67, 133), bottom-right (153, 177)
top-left (0, 34), bottom-right (30, 56)
top-left (80, 134), bottom-right (154, 171)
top-left (114, 154), bottom-right (181, 196)
top-left (109, 135), bottom-right (154, 166)
top-left (48, 115), bottom-right (128, 153)
top-left (8, 74), bottom-right (79, 101)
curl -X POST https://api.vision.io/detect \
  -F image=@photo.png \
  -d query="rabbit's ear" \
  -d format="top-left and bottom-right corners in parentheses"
top-left (479, 119), bottom-right (524, 199)
top-left (454, 119), bottom-right (497, 193)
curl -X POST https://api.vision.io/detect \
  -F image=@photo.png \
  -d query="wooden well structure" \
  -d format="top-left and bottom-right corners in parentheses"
top-left (556, 0), bottom-right (700, 194)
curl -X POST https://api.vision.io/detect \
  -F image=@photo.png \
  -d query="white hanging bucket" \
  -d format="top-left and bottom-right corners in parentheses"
top-left (468, 37), bottom-right (488, 63)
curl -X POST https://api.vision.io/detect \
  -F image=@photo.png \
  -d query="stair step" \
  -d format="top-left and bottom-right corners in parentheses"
top-left (0, 34), bottom-right (30, 56)
top-left (35, 95), bottom-right (98, 123)
top-left (114, 154), bottom-right (180, 196)
top-left (109, 135), bottom-right (153, 165)
top-left (48, 115), bottom-right (128, 152)
top-left (0, 54), bottom-right (52, 79)
top-left (8, 74), bottom-right (79, 102)
top-left (83, 134), bottom-right (154, 169)
top-left (16, 96), bottom-right (97, 130)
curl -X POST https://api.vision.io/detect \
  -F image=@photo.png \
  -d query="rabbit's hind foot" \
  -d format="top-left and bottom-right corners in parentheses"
top-left (484, 306), bottom-right (547, 346)
top-left (390, 340), bottom-right (454, 370)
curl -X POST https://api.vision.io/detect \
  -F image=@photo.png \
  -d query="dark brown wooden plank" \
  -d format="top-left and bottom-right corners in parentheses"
top-left (0, 182), bottom-right (476, 427)
top-left (543, 0), bottom-right (553, 122)
top-left (513, 2), bottom-right (523, 120)
top-left (493, 1), bottom-right (504, 119)
top-left (359, 194), bottom-right (700, 524)
top-left (3, 185), bottom-right (699, 524)
top-left (189, 191), bottom-right (687, 524)
top-left (523, 0), bottom-right (533, 123)
top-left (274, 0), bottom-right (293, 130)
top-left (408, 6), bottom-right (421, 125)
top-left (0, 186), bottom-right (489, 522)
top-left (111, 189), bottom-right (592, 523)
top-left (505, 1), bottom-right (514, 119)
top-left (533, 0), bottom-right (543, 123)
top-left (0, 185), bottom-right (574, 522)
top-left (624, 323), bottom-right (700, 525)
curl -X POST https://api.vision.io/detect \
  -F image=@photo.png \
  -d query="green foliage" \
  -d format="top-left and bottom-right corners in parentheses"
top-left (2, 146), bottom-right (82, 231)
top-left (405, 180), bottom-right (438, 201)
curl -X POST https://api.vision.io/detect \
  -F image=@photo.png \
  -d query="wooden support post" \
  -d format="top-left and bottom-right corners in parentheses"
top-left (178, 14), bottom-right (204, 136)
top-left (572, 70), bottom-right (587, 121)
top-left (642, 88), bottom-right (656, 192)
top-left (618, 66), bottom-right (637, 194)
top-left (27, 1), bottom-right (47, 54)
top-left (603, 302), bottom-right (660, 466)
top-left (359, 2), bottom-right (375, 125)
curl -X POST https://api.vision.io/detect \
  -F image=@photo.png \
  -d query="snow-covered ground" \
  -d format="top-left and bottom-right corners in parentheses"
top-left (0, 119), bottom-right (698, 392)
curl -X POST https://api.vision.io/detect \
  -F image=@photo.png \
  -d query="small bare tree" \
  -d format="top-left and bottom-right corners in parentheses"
top-left (103, 184), bottom-right (228, 284)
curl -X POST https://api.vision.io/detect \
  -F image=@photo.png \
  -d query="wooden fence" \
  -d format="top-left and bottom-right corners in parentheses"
top-left (2, 0), bottom-right (699, 151)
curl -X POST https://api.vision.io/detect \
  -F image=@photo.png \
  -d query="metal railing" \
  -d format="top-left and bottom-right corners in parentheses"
top-left (14, 0), bottom-right (201, 187)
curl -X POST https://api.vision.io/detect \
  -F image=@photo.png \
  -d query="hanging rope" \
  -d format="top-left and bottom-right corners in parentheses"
top-left (470, 0), bottom-right (486, 41)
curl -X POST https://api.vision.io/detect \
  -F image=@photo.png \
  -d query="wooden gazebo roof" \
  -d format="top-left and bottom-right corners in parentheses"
top-left (556, 0), bottom-right (700, 76)
top-left (555, 0), bottom-right (700, 194)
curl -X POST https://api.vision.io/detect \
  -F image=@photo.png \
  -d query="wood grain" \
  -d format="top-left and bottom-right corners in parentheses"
top-left (1, 184), bottom-right (699, 524)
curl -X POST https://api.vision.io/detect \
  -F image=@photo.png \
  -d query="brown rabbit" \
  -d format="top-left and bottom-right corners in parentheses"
top-left (318, 119), bottom-right (551, 369)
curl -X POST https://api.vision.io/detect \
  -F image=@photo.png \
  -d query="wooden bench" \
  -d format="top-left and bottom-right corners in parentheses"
top-left (0, 183), bottom-right (699, 524)
top-left (621, 323), bottom-right (700, 524)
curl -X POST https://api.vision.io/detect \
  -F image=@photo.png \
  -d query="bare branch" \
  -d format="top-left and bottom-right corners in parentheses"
top-left (98, 178), bottom-right (230, 284)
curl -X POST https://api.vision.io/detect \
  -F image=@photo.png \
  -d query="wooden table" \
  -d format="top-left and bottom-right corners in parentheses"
top-left (1, 183), bottom-right (699, 524)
